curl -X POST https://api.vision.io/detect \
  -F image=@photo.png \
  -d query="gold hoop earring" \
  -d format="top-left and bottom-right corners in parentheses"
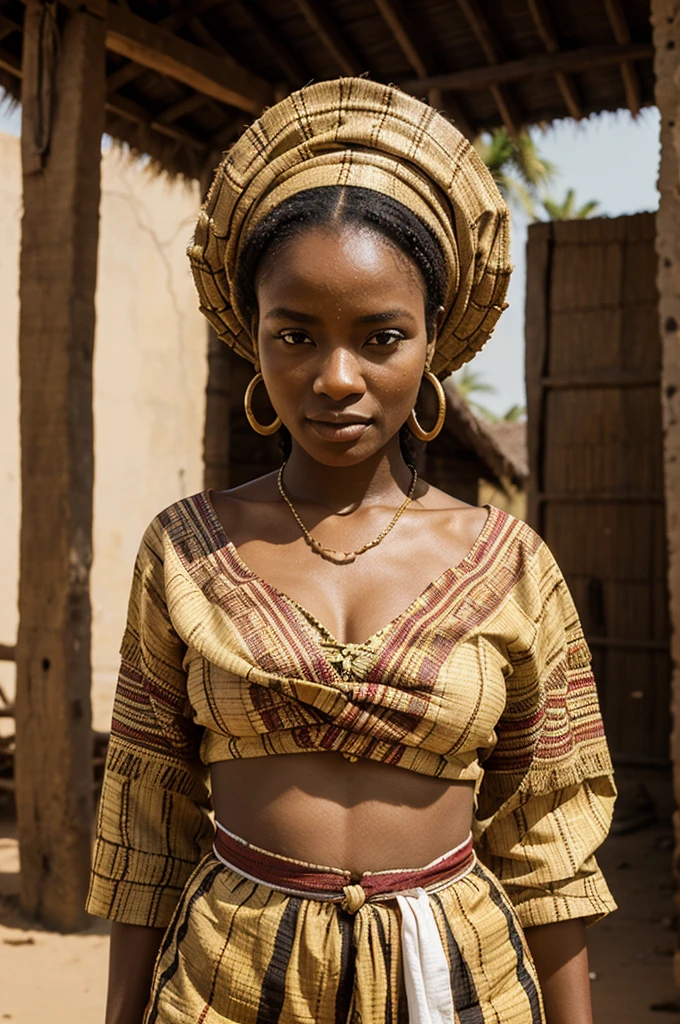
top-left (407, 371), bottom-right (446, 442)
top-left (244, 372), bottom-right (282, 436)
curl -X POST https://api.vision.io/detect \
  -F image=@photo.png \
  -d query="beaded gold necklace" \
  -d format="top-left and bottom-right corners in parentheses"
top-left (276, 462), bottom-right (418, 565)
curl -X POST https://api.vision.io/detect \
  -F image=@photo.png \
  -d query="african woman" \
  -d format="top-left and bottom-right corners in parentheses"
top-left (87, 79), bottom-right (616, 1024)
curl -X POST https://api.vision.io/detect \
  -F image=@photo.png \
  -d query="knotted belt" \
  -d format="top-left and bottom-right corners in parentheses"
top-left (213, 822), bottom-right (476, 1024)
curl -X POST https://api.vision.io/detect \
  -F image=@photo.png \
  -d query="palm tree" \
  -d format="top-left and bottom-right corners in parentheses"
top-left (542, 188), bottom-right (599, 221)
top-left (451, 367), bottom-right (526, 423)
top-left (474, 127), bottom-right (556, 218)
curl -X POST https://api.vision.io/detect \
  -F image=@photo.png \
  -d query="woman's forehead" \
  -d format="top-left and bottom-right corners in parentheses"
top-left (256, 225), bottom-right (427, 299)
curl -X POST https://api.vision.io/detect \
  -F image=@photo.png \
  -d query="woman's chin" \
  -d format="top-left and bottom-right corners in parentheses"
top-left (287, 424), bottom-right (394, 467)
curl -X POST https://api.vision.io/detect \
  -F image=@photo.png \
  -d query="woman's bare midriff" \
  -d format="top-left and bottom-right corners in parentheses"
top-left (210, 752), bottom-right (475, 877)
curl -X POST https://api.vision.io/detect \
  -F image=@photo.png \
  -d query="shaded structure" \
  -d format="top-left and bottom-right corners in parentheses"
top-left (0, 0), bottom-right (656, 167)
top-left (0, 0), bottom-right (674, 944)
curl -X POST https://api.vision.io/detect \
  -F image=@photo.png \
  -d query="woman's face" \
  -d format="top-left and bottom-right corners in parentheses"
top-left (255, 224), bottom-right (431, 466)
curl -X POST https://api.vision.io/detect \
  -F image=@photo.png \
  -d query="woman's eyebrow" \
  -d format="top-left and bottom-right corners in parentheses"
top-left (264, 307), bottom-right (320, 323)
top-left (356, 309), bottom-right (417, 324)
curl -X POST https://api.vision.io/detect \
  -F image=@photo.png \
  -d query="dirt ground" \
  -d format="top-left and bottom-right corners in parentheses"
top-left (0, 770), bottom-right (678, 1023)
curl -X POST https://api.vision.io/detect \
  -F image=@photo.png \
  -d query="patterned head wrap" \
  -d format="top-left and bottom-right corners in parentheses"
top-left (188, 77), bottom-right (511, 377)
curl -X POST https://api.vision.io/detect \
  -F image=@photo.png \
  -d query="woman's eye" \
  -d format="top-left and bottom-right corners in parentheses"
top-left (366, 330), bottom-right (404, 347)
top-left (280, 330), bottom-right (313, 346)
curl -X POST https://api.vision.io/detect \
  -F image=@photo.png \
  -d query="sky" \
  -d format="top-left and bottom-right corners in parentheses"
top-left (0, 100), bottom-right (662, 416)
top-left (469, 107), bottom-right (661, 416)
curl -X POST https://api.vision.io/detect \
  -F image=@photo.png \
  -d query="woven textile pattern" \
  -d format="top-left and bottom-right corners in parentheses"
top-left (188, 77), bottom-right (512, 377)
top-left (86, 495), bottom-right (616, 934)
top-left (142, 852), bottom-right (547, 1024)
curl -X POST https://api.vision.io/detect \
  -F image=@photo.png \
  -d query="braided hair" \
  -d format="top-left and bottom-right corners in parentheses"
top-left (233, 186), bottom-right (448, 461)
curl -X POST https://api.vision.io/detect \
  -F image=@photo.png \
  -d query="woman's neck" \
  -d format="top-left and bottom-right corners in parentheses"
top-left (282, 438), bottom-right (414, 514)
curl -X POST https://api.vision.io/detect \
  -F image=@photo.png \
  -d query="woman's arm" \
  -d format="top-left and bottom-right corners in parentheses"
top-left (524, 919), bottom-right (592, 1024)
top-left (105, 922), bottom-right (166, 1024)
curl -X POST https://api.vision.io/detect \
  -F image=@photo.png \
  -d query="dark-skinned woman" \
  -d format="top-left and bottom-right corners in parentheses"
top-left (87, 79), bottom-right (616, 1024)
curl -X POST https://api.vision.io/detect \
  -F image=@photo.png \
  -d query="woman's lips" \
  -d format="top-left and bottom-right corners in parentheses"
top-left (306, 419), bottom-right (371, 442)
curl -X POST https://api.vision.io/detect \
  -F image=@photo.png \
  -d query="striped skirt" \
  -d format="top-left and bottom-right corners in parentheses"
top-left (144, 824), bottom-right (545, 1024)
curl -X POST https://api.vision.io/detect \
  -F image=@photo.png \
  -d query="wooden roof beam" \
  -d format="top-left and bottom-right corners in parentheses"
top-left (0, 47), bottom-right (21, 76)
top-left (400, 41), bottom-right (653, 93)
top-left (0, 12), bottom-right (22, 38)
top-left (157, 92), bottom-right (207, 123)
top-left (456, 0), bottom-right (500, 63)
top-left (526, 0), bottom-right (582, 119)
top-left (105, 0), bottom-right (229, 96)
top-left (106, 91), bottom-right (209, 150)
top-left (160, 0), bottom-right (231, 34)
top-left (373, 0), bottom-right (475, 139)
top-left (293, 0), bottom-right (363, 77)
top-left (604, 0), bottom-right (641, 116)
top-left (103, 2), bottom-right (273, 114)
top-left (232, 0), bottom-right (308, 88)
top-left (489, 83), bottom-right (522, 137)
top-left (57, 0), bottom-right (272, 113)
top-left (373, 0), bottom-right (427, 77)
top-left (0, 13), bottom-right (22, 72)
top-left (212, 113), bottom-right (249, 149)
top-left (187, 13), bottom-right (232, 58)
top-left (106, 59), bottom-right (146, 95)
top-left (455, 0), bottom-right (522, 136)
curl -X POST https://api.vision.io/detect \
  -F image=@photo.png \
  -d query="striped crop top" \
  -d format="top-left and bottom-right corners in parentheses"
top-left (86, 493), bottom-right (617, 930)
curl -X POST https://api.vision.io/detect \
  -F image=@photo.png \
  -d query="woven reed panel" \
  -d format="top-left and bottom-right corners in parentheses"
top-left (526, 213), bottom-right (670, 764)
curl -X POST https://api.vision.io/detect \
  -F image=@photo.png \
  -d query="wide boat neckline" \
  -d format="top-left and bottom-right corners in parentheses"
top-left (195, 489), bottom-right (499, 651)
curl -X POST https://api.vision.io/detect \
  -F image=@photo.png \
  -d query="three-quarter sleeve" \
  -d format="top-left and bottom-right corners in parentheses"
top-left (474, 540), bottom-right (617, 930)
top-left (86, 517), bottom-right (214, 928)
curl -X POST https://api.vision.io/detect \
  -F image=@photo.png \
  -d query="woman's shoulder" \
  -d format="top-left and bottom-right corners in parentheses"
top-left (137, 473), bottom-right (279, 552)
top-left (416, 480), bottom-right (544, 558)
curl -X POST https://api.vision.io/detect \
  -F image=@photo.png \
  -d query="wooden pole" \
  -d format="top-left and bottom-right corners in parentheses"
top-left (400, 42), bottom-right (652, 94)
top-left (651, 0), bottom-right (680, 989)
top-left (524, 221), bottom-right (553, 534)
top-left (203, 328), bottom-right (233, 491)
top-left (200, 161), bottom-right (232, 492)
top-left (15, 0), bottom-right (105, 932)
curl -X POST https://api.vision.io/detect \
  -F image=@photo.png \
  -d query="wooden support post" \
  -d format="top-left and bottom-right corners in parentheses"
top-left (200, 163), bottom-right (232, 491)
top-left (15, 0), bottom-right (105, 932)
top-left (203, 327), bottom-right (233, 490)
top-left (524, 221), bottom-right (553, 533)
top-left (651, 0), bottom-right (680, 989)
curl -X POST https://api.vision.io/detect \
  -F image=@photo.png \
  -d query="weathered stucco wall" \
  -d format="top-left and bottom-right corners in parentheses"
top-left (0, 133), bottom-right (207, 729)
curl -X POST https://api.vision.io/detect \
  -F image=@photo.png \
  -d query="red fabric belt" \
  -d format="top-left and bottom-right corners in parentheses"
top-left (213, 823), bottom-right (475, 907)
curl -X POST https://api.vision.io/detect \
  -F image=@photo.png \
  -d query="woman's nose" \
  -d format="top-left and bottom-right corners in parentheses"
top-left (313, 347), bottom-right (366, 400)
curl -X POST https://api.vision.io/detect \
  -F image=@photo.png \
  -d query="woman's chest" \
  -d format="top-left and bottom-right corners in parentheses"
top-left (185, 611), bottom-right (511, 759)
top-left (219, 501), bottom-right (490, 648)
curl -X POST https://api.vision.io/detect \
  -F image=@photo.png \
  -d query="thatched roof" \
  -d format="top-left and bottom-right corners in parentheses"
top-left (0, 0), bottom-right (654, 179)
top-left (486, 419), bottom-right (529, 481)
